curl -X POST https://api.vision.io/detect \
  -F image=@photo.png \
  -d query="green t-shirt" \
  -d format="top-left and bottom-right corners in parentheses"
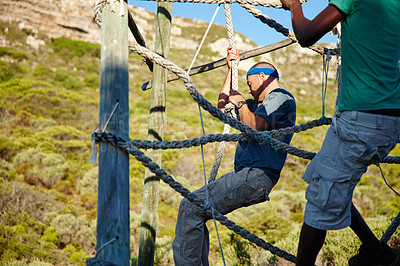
top-left (329, 0), bottom-right (400, 111)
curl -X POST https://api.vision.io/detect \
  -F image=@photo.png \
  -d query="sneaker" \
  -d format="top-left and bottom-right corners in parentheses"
top-left (348, 242), bottom-right (397, 266)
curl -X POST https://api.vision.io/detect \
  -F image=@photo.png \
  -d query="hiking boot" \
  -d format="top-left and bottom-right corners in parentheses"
top-left (348, 242), bottom-right (397, 266)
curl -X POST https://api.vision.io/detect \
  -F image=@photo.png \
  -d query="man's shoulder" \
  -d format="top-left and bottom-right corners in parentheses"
top-left (265, 88), bottom-right (296, 103)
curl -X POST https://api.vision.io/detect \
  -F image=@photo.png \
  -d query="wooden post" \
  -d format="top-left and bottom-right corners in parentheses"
top-left (97, 1), bottom-right (130, 265)
top-left (138, 2), bottom-right (172, 265)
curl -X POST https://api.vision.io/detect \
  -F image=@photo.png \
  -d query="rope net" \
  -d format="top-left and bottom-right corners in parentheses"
top-left (91, 0), bottom-right (400, 264)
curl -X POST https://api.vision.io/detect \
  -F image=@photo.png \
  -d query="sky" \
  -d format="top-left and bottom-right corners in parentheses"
top-left (127, 0), bottom-right (336, 47)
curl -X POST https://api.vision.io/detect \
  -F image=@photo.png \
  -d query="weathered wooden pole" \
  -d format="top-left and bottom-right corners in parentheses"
top-left (97, 0), bottom-right (130, 265)
top-left (138, 2), bottom-right (172, 265)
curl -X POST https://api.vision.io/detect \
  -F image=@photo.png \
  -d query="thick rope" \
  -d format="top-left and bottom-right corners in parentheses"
top-left (381, 211), bottom-right (400, 244)
top-left (130, 42), bottom-right (320, 159)
top-left (93, 116), bottom-right (330, 151)
top-left (95, 40), bottom-right (400, 262)
top-left (208, 3), bottom-right (239, 182)
top-left (94, 0), bottom-right (125, 28)
top-left (321, 49), bottom-right (332, 118)
top-left (239, 3), bottom-right (339, 56)
top-left (94, 132), bottom-right (297, 263)
top-left (93, 4), bottom-right (400, 259)
top-left (140, 0), bottom-right (307, 8)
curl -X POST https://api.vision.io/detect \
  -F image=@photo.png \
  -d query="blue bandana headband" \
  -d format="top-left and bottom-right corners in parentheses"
top-left (246, 68), bottom-right (279, 80)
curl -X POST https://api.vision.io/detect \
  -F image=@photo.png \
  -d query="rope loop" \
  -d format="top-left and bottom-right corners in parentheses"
top-left (320, 115), bottom-right (331, 125)
top-left (259, 131), bottom-right (278, 151)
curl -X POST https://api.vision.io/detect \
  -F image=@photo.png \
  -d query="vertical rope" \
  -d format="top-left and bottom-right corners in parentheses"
top-left (209, 2), bottom-right (239, 183)
top-left (333, 23), bottom-right (341, 115)
top-left (186, 3), bottom-right (220, 205)
top-left (185, 6), bottom-right (226, 265)
top-left (321, 49), bottom-right (331, 118)
top-left (376, 163), bottom-right (400, 243)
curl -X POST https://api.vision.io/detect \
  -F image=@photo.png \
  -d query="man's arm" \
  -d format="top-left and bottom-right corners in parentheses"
top-left (280, 0), bottom-right (344, 47)
top-left (229, 91), bottom-right (270, 131)
top-left (219, 47), bottom-right (269, 131)
top-left (218, 47), bottom-right (238, 111)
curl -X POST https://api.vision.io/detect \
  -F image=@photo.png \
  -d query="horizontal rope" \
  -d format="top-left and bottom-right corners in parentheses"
top-left (239, 3), bottom-right (340, 56)
top-left (95, 133), bottom-right (298, 263)
top-left (93, 19), bottom-right (400, 261)
top-left (138, 0), bottom-right (307, 8)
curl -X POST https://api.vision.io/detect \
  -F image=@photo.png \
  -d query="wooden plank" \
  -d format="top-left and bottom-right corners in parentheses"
top-left (141, 37), bottom-right (295, 90)
top-left (138, 2), bottom-right (172, 266)
top-left (97, 1), bottom-right (130, 265)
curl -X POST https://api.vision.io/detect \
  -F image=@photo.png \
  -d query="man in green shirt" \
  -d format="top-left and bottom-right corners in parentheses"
top-left (280, 0), bottom-right (400, 265)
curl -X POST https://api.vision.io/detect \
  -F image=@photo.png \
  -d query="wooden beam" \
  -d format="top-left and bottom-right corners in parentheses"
top-left (141, 37), bottom-right (295, 90)
top-left (97, 1), bottom-right (130, 265)
top-left (138, 2), bottom-right (172, 266)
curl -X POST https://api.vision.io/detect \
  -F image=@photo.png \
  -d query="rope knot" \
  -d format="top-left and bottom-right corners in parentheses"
top-left (320, 115), bottom-right (331, 125)
top-left (259, 131), bottom-right (278, 151)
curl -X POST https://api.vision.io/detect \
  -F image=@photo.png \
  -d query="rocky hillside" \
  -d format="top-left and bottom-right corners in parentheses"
top-left (0, 0), bottom-right (99, 47)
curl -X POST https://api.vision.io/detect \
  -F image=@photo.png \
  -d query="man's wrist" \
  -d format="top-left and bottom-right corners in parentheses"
top-left (236, 100), bottom-right (247, 110)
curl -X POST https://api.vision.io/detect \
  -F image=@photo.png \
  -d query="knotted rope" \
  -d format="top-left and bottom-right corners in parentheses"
top-left (238, 3), bottom-right (340, 56)
top-left (208, 2), bottom-right (239, 182)
top-left (93, 131), bottom-right (298, 263)
top-left (94, 0), bottom-right (125, 28)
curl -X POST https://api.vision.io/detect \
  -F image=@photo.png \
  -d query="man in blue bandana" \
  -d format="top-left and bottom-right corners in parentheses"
top-left (172, 47), bottom-right (296, 265)
top-left (281, 0), bottom-right (400, 265)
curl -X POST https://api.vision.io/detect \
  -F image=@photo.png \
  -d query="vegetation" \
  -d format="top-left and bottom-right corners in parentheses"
top-left (1, 8), bottom-right (400, 266)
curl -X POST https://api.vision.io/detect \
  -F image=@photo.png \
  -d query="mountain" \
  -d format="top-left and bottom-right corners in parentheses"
top-left (1, 0), bottom-right (399, 265)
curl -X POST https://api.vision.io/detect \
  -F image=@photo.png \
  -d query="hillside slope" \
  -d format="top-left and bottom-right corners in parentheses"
top-left (1, 1), bottom-right (400, 265)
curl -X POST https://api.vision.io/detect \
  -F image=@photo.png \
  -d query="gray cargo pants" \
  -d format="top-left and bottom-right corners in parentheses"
top-left (172, 167), bottom-right (275, 266)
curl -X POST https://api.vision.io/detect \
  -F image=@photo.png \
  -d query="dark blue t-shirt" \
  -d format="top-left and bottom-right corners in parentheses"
top-left (234, 88), bottom-right (296, 184)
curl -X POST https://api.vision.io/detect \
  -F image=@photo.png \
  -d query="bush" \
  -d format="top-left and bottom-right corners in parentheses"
top-left (41, 226), bottom-right (61, 246)
top-left (33, 65), bottom-right (53, 80)
top-left (13, 147), bottom-right (68, 188)
top-left (53, 69), bottom-right (84, 90)
top-left (51, 38), bottom-right (100, 58)
top-left (0, 47), bottom-right (28, 60)
top-left (0, 61), bottom-right (25, 82)
top-left (49, 213), bottom-right (96, 251)
top-left (0, 159), bottom-right (22, 181)
top-left (78, 167), bottom-right (98, 194)
top-left (0, 136), bottom-right (20, 161)
top-left (84, 73), bottom-right (100, 88)
top-left (29, 118), bottom-right (56, 132)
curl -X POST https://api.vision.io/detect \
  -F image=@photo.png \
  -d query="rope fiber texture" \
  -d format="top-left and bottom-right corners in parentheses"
top-left (239, 3), bottom-right (340, 56)
top-left (208, 2), bottom-right (238, 182)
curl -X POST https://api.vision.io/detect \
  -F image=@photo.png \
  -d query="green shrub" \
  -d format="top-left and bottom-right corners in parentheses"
top-left (84, 73), bottom-right (100, 88)
top-left (154, 236), bottom-right (173, 265)
top-left (53, 69), bottom-right (84, 90)
top-left (29, 118), bottom-right (56, 132)
top-left (13, 147), bottom-right (68, 188)
top-left (0, 47), bottom-right (28, 60)
top-left (0, 61), bottom-right (25, 82)
top-left (0, 136), bottom-right (20, 160)
top-left (33, 65), bottom-right (53, 79)
top-left (51, 38), bottom-right (100, 58)
top-left (78, 167), bottom-right (98, 194)
top-left (50, 213), bottom-right (96, 251)
top-left (41, 226), bottom-right (60, 246)
top-left (0, 159), bottom-right (22, 181)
